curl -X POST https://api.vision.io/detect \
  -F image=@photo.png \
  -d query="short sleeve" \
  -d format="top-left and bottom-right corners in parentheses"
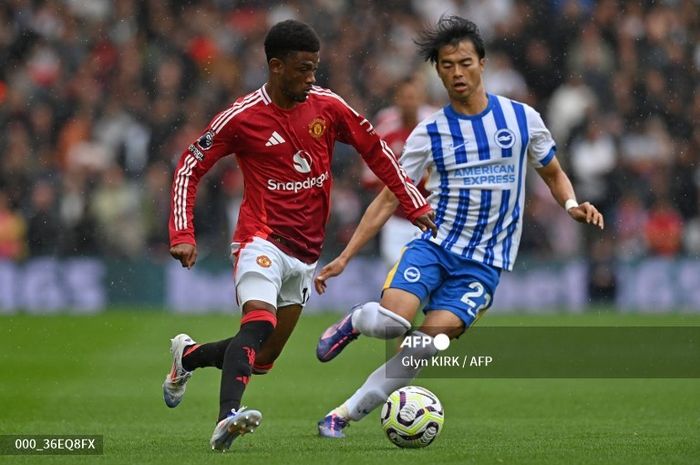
top-left (399, 122), bottom-right (432, 184)
top-left (525, 106), bottom-right (557, 168)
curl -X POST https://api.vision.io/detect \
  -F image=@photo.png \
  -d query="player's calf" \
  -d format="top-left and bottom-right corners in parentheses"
top-left (322, 330), bottom-right (440, 432)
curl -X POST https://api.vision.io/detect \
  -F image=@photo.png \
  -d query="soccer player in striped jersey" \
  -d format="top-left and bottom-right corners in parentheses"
top-left (314, 16), bottom-right (604, 438)
top-left (162, 20), bottom-right (436, 451)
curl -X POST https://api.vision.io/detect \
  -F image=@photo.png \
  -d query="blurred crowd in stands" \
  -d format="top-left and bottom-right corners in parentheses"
top-left (0, 0), bottom-right (698, 292)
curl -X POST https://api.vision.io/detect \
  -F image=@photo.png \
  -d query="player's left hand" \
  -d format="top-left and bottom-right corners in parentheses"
top-left (170, 243), bottom-right (198, 268)
top-left (568, 202), bottom-right (604, 229)
top-left (314, 256), bottom-right (348, 295)
top-left (413, 210), bottom-right (438, 238)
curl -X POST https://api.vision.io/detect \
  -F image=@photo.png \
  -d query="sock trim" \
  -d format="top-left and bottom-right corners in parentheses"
top-left (182, 343), bottom-right (201, 358)
top-left (376, 305), bottom-right (411, 330)
top-left (241, 309), bottom-right (277, 327)
top-left (252, 361), bottom-right (274, 370)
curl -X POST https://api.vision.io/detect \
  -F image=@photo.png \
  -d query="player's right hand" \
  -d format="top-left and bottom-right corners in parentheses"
top-left (568, 202), bottom-right (605, 230)
top-left (314, 257), bottom-right (348, 295)
top-left (413, 210), bottom-right (438, 238)
top-left (170, 243), bottom-right (197, 269)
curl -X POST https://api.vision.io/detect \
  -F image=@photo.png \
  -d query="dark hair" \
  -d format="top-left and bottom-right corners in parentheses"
top-left (264, 19), bottom-right (320, 62)
top-left (414, 15), bottom-right (485, 63)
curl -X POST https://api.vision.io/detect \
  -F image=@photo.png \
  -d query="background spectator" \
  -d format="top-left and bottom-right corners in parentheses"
top-left (0, 0), bottom-right (696, 275)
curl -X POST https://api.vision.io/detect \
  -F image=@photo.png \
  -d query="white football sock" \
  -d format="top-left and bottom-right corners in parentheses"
top-left (340, 331), bottom-right (438, 421)
top-left (350, 301), bottom-right (411, 339)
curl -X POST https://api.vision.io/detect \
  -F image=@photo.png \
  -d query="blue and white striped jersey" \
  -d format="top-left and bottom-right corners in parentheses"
top-left (400, 94), bottom-right (556, 271)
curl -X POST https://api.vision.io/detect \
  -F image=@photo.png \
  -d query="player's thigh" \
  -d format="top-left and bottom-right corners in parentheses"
top-left (254, 257), bottom-right (315, 364)
top-left (277, 259), bottom-right (316, 308)
top-left (233, 237), bottom-right (285, 309)
top-left (379, 288), bottom-right (421, 323)
top-left (381, 239), bottom-right (444, 321)
top-left (419, 310), bottom-right (465, 339)
top-left (256, 304), bottom-right (303, 364)
top-left (426, 273), bottom-right (497, 334)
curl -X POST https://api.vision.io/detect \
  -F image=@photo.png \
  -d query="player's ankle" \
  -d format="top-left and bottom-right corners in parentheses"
top-left (181, 344), bottom-right (199, 372)
top-left (329, 404), bottom-right (351, 421)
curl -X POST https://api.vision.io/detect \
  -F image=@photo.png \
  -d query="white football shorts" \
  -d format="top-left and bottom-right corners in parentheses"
top-left (231, 236), bottom-right (317, 309)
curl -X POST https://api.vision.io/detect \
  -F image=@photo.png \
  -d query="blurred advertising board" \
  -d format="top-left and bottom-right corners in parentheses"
top-left (0, 258), bottom-right (698, 313)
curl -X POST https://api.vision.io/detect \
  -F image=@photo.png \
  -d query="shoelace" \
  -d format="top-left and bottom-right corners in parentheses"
top-left (170, 367), bottom-right (191, 385)
top-left (329, 415), bottom-right (348, 430)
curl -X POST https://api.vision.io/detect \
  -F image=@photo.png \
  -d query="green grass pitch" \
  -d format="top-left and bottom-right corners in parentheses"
top-left (1, 311), bottom-right (699, 464)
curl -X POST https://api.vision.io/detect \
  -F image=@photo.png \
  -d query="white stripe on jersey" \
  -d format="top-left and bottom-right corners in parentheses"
top-left (260, 84), bottom-right (272, 104)
top-left (214, 94), bottom-right (263, 133)
top-left (379, 139), bottom-right (424, 209)
top-left (211, 90), bottom-right (260, 131)
top-left (309, 87), bottom-right (359, 116)
top-left (174, 154), bottom-right (197, 230)
top-left (403, 94), bottom-right (556, 271)
top-left (175, 92), bottom-right (264, 230)
top-left (311, 86), bottom-right (426, 210)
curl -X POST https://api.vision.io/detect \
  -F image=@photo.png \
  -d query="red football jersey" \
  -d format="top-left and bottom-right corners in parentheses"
top-left (169, 84), bottom-right (429, 263)
top-left (361, 125), bottom-right (430, 221)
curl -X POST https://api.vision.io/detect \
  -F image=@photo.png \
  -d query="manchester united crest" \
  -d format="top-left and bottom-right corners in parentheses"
top-left (308, 117), bottom-right (327, 138)
top-left (256, 255), bottom-right (272, 268)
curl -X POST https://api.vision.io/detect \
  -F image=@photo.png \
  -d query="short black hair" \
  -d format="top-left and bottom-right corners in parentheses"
top-left (414, 15), bottom-right (485, 64)
top-left (264, 19), bottom-right (320, 62)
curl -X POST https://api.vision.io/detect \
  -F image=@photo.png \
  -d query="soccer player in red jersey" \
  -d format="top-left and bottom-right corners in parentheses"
top-left (161, 19), bottom-right (436, 451)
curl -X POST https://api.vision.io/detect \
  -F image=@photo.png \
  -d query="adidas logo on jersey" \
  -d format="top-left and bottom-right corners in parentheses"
top-left (265, 131), bottom-right (286, 146)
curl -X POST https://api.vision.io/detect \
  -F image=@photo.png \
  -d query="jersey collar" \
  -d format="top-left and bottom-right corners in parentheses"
top-left (444, 94), bottom-right (494, 120)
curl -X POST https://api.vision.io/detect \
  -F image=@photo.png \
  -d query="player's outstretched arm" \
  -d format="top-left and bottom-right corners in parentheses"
top-left (535, 158), bottom-right (604, 229)
top-left (314, 187), bottom-right (399, 294)
top-left (332, 93), bottom-right (431, 224)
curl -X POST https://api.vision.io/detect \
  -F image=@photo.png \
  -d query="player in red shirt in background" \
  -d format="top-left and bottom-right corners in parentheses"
top-left (361, 77), bottom-right (437, 267)
top-left (162, 20), bottom-right (436, 451)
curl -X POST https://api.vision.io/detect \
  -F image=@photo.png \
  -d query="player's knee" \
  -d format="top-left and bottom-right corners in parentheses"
top-left (353, 302), bottom-right (411, 339)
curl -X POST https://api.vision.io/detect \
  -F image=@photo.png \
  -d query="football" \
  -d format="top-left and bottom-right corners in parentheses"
top-left (380, 386), bottom-right (444, 448)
